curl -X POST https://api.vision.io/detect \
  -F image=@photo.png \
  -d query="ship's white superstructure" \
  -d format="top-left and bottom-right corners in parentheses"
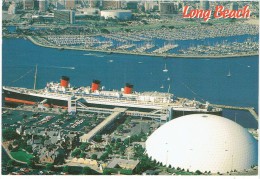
top-left (3, 80), bottom-right (222, 113)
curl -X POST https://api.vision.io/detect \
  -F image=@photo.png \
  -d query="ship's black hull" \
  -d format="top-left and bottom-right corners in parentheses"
top-left (3, 89), bottom-right (67, 108)
top-left (3, 88), bottom-right (222, 118)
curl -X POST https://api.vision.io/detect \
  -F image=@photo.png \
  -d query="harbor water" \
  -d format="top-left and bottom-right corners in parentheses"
top-left (2, 38), bottom-right (259, 128)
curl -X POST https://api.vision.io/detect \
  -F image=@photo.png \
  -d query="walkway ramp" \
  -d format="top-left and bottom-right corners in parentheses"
top-left (80, 108), bottom-right (127, 142)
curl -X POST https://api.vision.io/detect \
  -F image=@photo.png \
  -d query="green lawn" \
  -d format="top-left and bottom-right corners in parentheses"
top-left (10, 149), bottom-right (34, 162)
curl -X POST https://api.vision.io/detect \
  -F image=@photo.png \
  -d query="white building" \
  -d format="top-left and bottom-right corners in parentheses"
top-left (146, 114), bottom-right (258, 173)
top-left (100, 10), bottom-right (132, 20)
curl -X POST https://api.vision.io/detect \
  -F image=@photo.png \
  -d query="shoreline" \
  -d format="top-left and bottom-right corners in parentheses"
top-left (27, 36), bottom-right (258, 59)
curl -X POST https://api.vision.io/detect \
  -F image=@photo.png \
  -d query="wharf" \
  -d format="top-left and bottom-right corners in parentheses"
top-left (210, 104), bottom-right (258, 121)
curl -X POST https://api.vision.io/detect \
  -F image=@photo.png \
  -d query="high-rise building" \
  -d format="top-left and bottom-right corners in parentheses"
top-left (56, 0), bottom-right (65, 9)
top-left (200, 0), bottom-right (210, 10)
top-left (89, 0), bottom-right (100, 8)
top-left (230, 2), bottom-right (239, 11)
top-left (54, 9), bottom-right (75, 24)
top-left (144, 1), bottom-right (158, 12)
top-left (126, 1), bottom-right (138, 10)
top-left (102, 0), bottom-right (121, 10)
top-left (23, 0), bottom-right (34, 10)
top-left (39, 0), bottom-right (48, 12)
top-left (34, 0), bottom-right (39, 10)
top-left (8, 2), bottom-right (16, 14)
top-left (66, 0), bottom-right (76, 9)
top-left (160, 2), bottom-right (178, 15)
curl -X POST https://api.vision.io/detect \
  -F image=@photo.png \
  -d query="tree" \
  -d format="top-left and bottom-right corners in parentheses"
top-left (33, 156), bottom-right (40, 163)
top-left (116, 138), bottom-right (121, 143)
top-left (13, 140), bottom-right (19, 146)
top-left (91, 154), bottom-right (97, 160)
top-left (7, 160), bottom-right (15, 167)
top-left (105, 145), bottom-right (112, 154)
top-left (99, 152), bottom-right (109, 161)
top-left (27, 160), bottom-right (35, 168)
top-left (71, 148), bottom-right (81, 158)
top-left (80, 152), bottom-right (86, 158)
top-left (63, 166), bottom-right (69, 173)
top-left (8, 144), bottom-right (13, 151)
top-left (119, 145), bottom-right (126, 154)
top-left (93, 134), bottom-right (102, 142)
top-left (80, 143), bottom-right (89, 151)
top-left (7, 160), bottom-right (15, 171)
top-left (26, 145), bottom-right (33, 153)
top-left (195, 170), bottom-right (202, 175)
top-left (46, 163), bottom-right (54, 171)
top-left (100, 28), bottom-right (110, 34)
top-left (82, 167), bottom-right (92, 174)
top-left (117, 125), bottom-right (123, 131)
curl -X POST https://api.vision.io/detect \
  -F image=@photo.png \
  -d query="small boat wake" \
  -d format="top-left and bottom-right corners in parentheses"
top-left (83, 53), bottom-right (104, 58)
top-left (49, 66), bottom-right (75, 70)
top-left (83, 53), bottom-right (94, 56)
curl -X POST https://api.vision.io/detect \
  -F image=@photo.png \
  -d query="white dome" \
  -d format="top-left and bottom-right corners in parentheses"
top-left (146, 114), bottom-right (258, 173)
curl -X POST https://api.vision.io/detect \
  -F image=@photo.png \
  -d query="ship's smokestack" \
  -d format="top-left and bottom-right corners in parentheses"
top-left (60, 76), bottom-right (70, 88)
top-left (92, 80), bottom-right (101, 92)
top-left (124, 83), bottom-right (133, 94)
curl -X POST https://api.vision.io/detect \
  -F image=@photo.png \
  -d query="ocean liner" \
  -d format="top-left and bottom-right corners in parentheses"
top-left (3, 75), bottom-right (222, 118)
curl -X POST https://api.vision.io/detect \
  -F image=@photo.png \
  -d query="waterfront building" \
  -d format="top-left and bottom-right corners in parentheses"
top-left (200, 0), bottom-right (210, 10)
top-left (54, 9), bottom-right (75, 24)
top-left (77, 8), bottom-right (99, 15)
top-left (100, 9), bottom-right (132, 20)
top-left (146, 114), bottom-right (258, 173)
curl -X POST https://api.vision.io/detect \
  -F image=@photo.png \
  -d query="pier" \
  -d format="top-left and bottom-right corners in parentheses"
top-left (210, 104), bottom-right (258, 121)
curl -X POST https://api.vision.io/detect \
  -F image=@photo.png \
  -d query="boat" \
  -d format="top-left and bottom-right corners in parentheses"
top-left (3, 76), bottom-right (222, 118)
top-left (227, 68), bottom-right (231, 77)
top-left (163, 63), bottom-right (168, 73)
top-left (160, 84), bottom-right (164, 89)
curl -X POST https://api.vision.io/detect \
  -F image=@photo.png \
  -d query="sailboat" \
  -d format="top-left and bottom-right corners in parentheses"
top-left (163, 63), bottom-right (168, 73)
top-left (167, 77), bottom-right (170, 81)
top-left (227, 68), bottom-right (231, 77)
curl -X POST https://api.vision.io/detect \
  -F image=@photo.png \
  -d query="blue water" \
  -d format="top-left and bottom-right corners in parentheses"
top-left (2, 38), bottom-right (259, 128)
